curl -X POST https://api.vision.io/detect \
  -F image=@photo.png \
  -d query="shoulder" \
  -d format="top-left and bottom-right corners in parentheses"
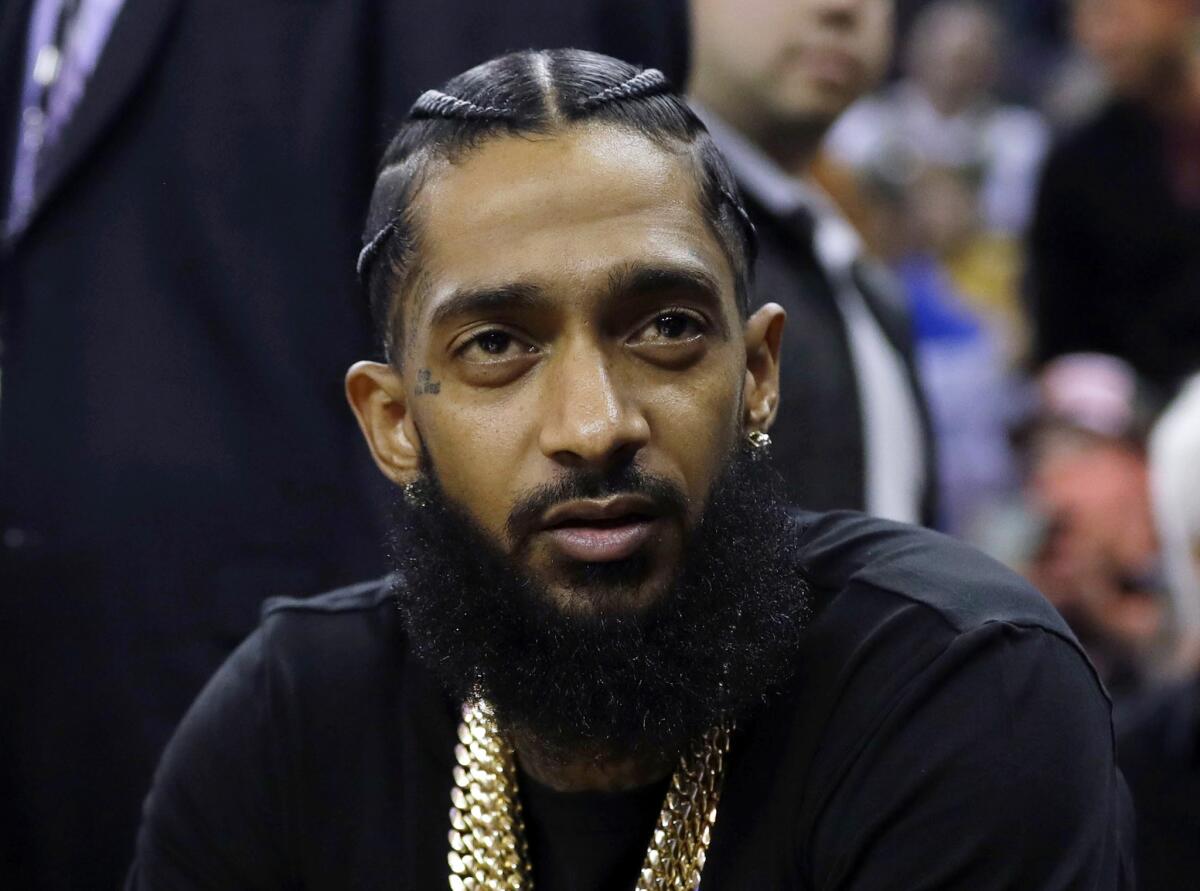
top-left (781, 513), bottom-right (1132, 885)
top-left (785, 510), bottom-right (1112, 763)
top-left (792, 509), bottom-right (1073, 639)
top-left (259, 575), bottom-right (401, 655)
top-left (162, 576), bottom-right (403, 743)
top-left (263, 574), bottom-right (396, 619)
top-left (249, 576), bottom-right (410, 713)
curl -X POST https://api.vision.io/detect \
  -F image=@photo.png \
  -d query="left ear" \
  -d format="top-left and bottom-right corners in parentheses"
top-left (742, 302), bottom-right (785, 433)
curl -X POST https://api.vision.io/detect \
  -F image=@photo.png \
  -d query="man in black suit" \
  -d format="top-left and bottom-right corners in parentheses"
top-left (688, 0), bottom-right (936, 526)
top-left (0, 2), bottom-right (686, 887)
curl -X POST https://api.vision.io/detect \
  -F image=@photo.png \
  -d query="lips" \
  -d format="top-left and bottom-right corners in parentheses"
top-left (539, 495), bottom-right (664, 563)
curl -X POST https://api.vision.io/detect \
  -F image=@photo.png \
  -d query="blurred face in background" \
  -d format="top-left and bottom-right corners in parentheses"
top-left (690, 0), bottom-right (894, 153)
top-left (1073, 0), bottom-right (1199, 98)
top-left (1025, 428), bottom-right (1161, 651)
top-left (906, 1), bottom-right (1002, 115)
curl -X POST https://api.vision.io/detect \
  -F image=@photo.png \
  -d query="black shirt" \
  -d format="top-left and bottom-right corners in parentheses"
top-left (520, 771), bottom-right (670, 890)
top-left (128, 512), bottom-right (1134, 889)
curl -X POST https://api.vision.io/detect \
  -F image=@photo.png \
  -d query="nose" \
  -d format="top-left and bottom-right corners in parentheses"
top-left (538, 339), bottom-right (650, 470)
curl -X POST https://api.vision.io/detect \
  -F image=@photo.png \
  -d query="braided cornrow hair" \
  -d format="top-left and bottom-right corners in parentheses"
top-left (718, 185), bottom-right (757, 254)
top-left (576, 68), bottom-right (668, 111)
top-left (410, 89), bottom-right (514, 122)
top-left (358, 49), bottom-right (758, 361)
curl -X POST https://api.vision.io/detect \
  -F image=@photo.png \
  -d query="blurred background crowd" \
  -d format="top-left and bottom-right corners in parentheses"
top-left (1, 0), bottom-right (1198, 888)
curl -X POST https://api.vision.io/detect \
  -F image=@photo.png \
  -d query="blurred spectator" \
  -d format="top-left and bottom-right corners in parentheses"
top-left (1119, 372), bottom-right (1200, 891)
top-left (896, 162), bottom-right (1023, 536)
top-left (0, 2), bottom-right (687, 888)
top-left (909, 164), bottom-right (1027, 353)
top-left (1028, 0), bottom-right (1200, 391)
top-left (689, 0), bottom-right (937, 525)
top-left (1017, 354), bottom-right (1165, 701)
top-left (828, 0), bottom-right (1050, 234)
top-left (821, 3), bottom-right (1042, 539)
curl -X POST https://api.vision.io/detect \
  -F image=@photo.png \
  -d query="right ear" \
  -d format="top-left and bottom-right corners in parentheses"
top-left (345, 361), bottom-right (422, 485)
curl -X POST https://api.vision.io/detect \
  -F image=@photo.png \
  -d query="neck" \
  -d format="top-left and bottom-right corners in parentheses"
top-left (510, 727), bottom-right (677, 793)
top-left (688, 84), bottom-right (825, 178)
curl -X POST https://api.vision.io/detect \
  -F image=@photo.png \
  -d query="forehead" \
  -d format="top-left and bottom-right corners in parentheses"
top-left (408, 125), bottom-right (735, 319)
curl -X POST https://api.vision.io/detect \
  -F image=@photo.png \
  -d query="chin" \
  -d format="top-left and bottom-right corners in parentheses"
top-left (543, 557), bottom-right (676, 619)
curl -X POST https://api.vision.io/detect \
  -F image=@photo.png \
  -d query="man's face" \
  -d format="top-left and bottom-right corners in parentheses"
top-left (691, 0), bottom-right (894, 138)
top-left (1073, 0), bottom-right (1198, 97)
top-left (908, 3), bottom-right (1001, 113)
top-left (349, 125), bottom-right (782, 617)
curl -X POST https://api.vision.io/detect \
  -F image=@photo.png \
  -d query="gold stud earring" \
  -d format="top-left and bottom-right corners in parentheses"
top-left (747, 430), bottom-right (771, 450)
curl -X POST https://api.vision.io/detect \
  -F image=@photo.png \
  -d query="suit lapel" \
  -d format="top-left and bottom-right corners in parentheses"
top-left (18, 0), bottom-right (183, 241)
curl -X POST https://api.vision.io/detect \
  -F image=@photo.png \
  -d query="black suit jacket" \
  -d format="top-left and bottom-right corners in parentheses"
top-left (744, 193), bottom-right (937, 525)
top-left (0, 3), bottom-right (687, 887)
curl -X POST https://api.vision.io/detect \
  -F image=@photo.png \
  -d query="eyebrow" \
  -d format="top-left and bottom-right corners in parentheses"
top-left (604, 261), bottom-right (724, 307)
top-left (426, 282), bottom-right (548, 329)
top-left (425, 261), bottom-right (726, 330)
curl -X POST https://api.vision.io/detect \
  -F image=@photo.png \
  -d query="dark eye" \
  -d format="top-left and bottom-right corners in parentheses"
top-left (476, 331), bottom-right (513, 354)
top-left (655, 313), bottom-right (692, 339)
top-left (457, 328), bottom-right (538, 365)
top-left (632, 310), bottom-right (707, 345)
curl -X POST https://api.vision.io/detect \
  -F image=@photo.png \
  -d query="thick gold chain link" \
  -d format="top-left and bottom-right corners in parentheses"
top-left (447, 701), bottom-right (732, 890)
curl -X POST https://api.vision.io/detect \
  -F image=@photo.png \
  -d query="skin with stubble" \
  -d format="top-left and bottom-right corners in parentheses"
top-left (346, 124), bottom-right (799, 790)
top-left (689, 0), bottom-right (894, 170)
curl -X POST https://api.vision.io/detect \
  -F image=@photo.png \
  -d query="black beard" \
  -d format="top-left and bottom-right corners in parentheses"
top-left (386, 445), bottom-right (812, 762)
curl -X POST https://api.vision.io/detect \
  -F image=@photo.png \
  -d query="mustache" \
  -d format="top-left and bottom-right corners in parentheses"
top-left (504, 463), bottom-right (690, 546)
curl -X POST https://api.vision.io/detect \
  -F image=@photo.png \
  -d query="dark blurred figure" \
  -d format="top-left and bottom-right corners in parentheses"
top-left (0, 2), bottom-right (687, 887)
top-left (1120, 372), bottom-right (1200, 891)
top-left (1017, 354), bottom-right (1165, 702)
top-left (1028, 0), bottom-right (1200, 391)
top-left (688, 0), bottom-right (937, 525)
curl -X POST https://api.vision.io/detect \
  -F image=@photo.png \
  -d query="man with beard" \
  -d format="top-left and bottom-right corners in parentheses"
top-left (128, 50), bottom-right (1132, 889)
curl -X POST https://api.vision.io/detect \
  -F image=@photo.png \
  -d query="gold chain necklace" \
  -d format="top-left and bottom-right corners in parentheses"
top-left (447, 701), bottom-right (733, 890)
